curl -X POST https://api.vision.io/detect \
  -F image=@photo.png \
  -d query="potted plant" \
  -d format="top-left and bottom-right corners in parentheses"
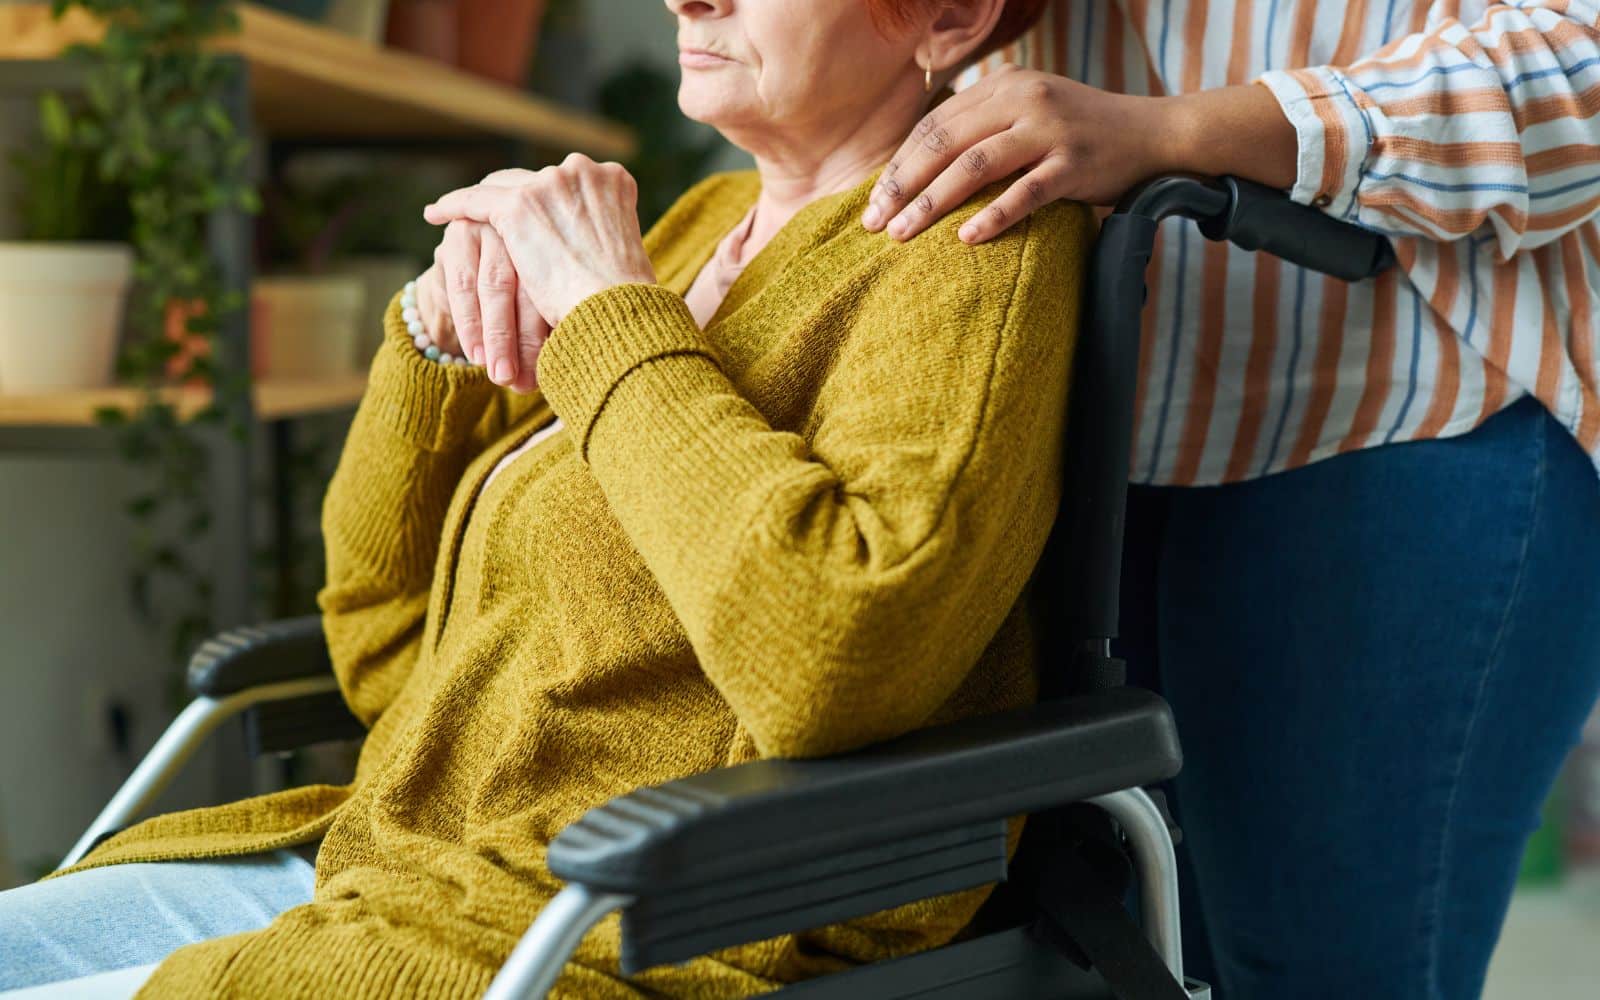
top-left (0, 93), bottom-right (133, 392)
top-left (256, 161), bottom-right (445, 374)
top-left (49, 0), bottom-right (259, 662)
top-left (457, 0), bottom-right (545, 87)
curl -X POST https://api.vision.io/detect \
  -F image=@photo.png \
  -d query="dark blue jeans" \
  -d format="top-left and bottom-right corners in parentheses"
top-left (1117, 397), bottom-right (1600, 1000)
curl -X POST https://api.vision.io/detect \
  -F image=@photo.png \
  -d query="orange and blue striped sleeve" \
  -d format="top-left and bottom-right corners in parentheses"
top-left (1256, 0), bottom-right (1600, 257)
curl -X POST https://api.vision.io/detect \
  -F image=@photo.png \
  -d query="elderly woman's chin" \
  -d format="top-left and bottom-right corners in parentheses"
top-left (676, 75), bottom-right (760, 133)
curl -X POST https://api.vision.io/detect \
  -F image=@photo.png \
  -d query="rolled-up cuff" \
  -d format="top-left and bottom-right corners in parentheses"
top-left (1254, 67), bottom-right (1372, 216)
top-left (535, 283), bottom-right (719, 461)
top-left (364, 289), bottom-right (497, 452)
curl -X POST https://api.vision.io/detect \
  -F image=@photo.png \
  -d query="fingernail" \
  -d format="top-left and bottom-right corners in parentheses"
top-left (888, 216), bottom-right (909, 239)
top-left (862, 204), bottom-right (882, 229)
top-left (493, 359), bottom-right (513, 383)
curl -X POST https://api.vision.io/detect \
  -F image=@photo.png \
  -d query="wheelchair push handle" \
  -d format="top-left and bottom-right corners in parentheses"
top-left (1057, 175), bottom-right (1394, 663)
top-left (1120, 173), bottom-right (1396, 281)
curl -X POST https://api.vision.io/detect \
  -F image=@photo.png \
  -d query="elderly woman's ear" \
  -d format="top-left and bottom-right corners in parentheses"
top-left (920, 0), bottom-right (1011, 88)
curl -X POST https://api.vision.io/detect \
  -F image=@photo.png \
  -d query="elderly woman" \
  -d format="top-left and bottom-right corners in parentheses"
top-left (0, 0), bottom-right (1088, 997)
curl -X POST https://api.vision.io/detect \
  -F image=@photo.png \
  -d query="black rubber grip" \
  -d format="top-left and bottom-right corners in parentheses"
top-left (1198, 176), bottom-right (1395, 283)
top-left (186, 616), bottom-right (333, 696)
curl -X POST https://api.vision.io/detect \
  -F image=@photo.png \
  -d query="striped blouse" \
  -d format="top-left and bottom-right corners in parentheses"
top-left (963, 0), bottom-right (1600, 485)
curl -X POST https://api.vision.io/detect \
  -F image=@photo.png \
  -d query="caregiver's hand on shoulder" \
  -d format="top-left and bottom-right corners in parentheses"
top-left (423, 154), bottom-right (657, 390)
top-left (863, 65), bottom-right (1298, 244)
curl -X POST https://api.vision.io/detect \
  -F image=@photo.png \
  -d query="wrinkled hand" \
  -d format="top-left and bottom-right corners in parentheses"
top-left (862, 66), bottom-right (1184, 244)
top-left (423, 154), bottom-right (656, 390)
top-left (411, 220), bottom-right (546, 390)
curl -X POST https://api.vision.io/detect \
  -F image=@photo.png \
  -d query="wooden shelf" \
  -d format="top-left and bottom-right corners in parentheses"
top-left (0, 374), bottom-right (369, 428)
top-left (0, 3), bottom-right (635, 157)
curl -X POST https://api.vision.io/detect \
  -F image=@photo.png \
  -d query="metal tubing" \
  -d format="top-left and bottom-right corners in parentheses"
top-left (1087, 787), bottom-right (1184, 985)
top-left (483, 885), bottom-right (633, 1000)
top-left (58, 676), bottom-right (340, 870)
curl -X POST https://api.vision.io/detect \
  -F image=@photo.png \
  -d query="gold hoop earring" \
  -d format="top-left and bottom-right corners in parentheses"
top-left (924, 64), bottom-right (933, 93)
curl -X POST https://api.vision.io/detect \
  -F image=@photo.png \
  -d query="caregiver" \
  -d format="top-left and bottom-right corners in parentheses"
top-left (863, 2), bottom-right (1600, 998)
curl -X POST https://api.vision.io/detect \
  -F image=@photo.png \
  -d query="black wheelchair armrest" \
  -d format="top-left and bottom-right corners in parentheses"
top-left (546, 686), bottom-right (1180, 972)
top-left (186, 615), bottom-right (333, 696)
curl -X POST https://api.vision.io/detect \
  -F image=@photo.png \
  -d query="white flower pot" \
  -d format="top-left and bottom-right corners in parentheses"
top-left (0, 241), bottom-right (133, 392)
top-left (252, 275), bottom-right (366, 379)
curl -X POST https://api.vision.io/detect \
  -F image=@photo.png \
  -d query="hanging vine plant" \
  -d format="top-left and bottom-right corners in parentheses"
top-left (53, 0), bottom-right (260, 662)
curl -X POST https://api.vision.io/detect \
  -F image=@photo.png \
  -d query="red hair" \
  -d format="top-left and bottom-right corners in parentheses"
top-left (866, 0), bottom-right (1047, 64)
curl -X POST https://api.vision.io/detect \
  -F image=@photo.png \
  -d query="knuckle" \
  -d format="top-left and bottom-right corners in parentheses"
top-left (914, 192), bottom-right (935, 216)
top-left (478, 262), bottom-right (516, 290)
top-left (1025, 79), bottom-right (1055, 104)
top-left (961, 147), bottom-right (990, 176)
top-left (922, 126), bottom-right (952, 154)
top-left (1024, 177), bottom-right (1047, 206)
top-left (448, 268), bottom-right (477, 294)
top-left (988, 203), bottom-right (1010, 225)
top-left (913, 113), bottom-right (939, 138)
top-left (879, 176), bottom-right (905, 201)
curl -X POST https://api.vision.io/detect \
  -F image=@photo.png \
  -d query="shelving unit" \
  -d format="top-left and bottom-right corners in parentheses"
top-left (0, 3), bottom-right (634, 155)
top-left (0, 8), bottom-right (631, 636)
top-left (0, 375), bottom-right (371, 428)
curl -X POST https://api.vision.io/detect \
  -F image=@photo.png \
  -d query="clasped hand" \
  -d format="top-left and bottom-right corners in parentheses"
top-left (415, 153), bottom-right (657, 393)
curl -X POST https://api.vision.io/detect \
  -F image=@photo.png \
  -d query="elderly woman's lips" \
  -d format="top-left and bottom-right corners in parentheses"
top-left (679, 49), bottom-right (733, 68)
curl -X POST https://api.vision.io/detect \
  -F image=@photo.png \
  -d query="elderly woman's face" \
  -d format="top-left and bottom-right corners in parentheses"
top-left (666, 0), bottom-right (914, 139)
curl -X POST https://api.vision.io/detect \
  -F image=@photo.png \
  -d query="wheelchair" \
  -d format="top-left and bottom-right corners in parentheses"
top-left (57, 174), bottom-right (1394, 1000)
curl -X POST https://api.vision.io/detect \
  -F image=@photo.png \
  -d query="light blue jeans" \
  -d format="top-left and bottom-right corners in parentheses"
top-left (0, 850), bottom-right (313, 993)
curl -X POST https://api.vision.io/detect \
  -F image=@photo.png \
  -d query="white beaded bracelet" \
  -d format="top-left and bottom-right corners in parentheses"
top-left (401, 280), bottom-right (472, 367)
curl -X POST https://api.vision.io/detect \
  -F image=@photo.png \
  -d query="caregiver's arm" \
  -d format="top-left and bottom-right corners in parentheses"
top-left (861, 66), bottom-right (1297, 243)
top-left (872, 0), bottom-right (1600, 256)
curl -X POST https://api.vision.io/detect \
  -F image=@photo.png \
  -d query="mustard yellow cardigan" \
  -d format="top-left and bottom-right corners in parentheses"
top-left (53, 170), bottom-right (1092, 997)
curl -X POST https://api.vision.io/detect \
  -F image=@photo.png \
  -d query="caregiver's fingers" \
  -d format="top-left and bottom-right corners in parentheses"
top-left (477, 226), bottom-right (520, 383)
top-left (509, 286), bottom-right (548, 395)
top-left (440, 221), bottom-right (484, 364)
top-left (960, 161), bottom-right (1071, 245)
top-left (864, 66), bottom-right (1018, 233)
top-left (880, 130), bottom-right (1036, 243)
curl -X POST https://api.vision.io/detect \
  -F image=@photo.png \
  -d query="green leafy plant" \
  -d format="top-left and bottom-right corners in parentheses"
top-left (7, 92), bottom-right (129, 241)
top-left (50, 0), bottom-right (261, 662)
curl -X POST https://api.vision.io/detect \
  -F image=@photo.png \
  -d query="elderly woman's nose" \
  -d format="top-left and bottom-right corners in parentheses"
top-left (666, 0), bottom-right (729, 17)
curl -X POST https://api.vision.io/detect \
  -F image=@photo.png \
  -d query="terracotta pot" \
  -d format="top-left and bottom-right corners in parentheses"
top-left (385, 0), bottom-right (459, 65)
top-left (457, 0), bottom-right (546, 87)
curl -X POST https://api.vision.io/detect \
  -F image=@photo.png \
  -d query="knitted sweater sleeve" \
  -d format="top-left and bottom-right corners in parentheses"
top-left (317, 293), bottom-right (533, 726)
top-left (536, 201), bottom-right (1093, 759)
